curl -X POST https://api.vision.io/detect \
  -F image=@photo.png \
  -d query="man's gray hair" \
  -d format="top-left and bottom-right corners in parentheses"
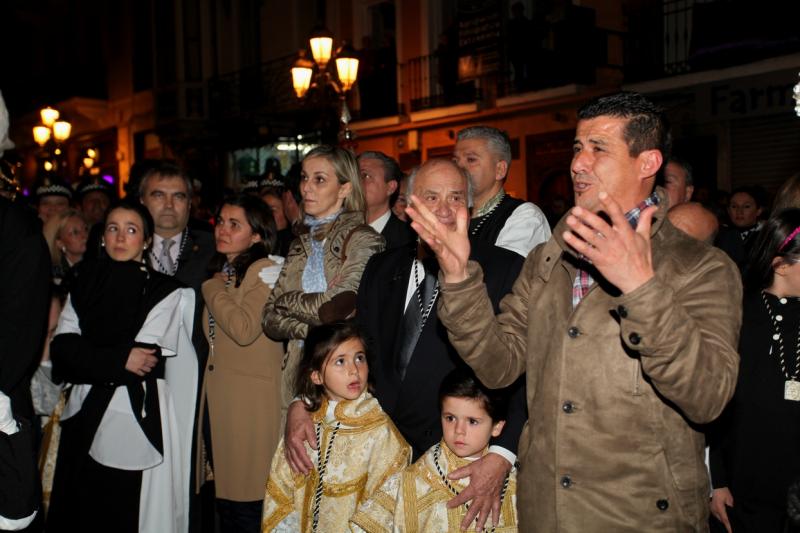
top-left (407, 159), bottom-right (474, 209)
top-left (457, 126), bottom-right (512, 169)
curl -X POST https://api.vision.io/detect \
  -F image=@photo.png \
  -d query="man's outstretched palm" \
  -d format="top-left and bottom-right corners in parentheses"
top-left (406, 195), bottom-right (471, 284)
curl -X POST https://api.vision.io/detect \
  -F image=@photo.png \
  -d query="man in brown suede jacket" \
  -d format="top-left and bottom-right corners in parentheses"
top-left (407, 92), bottom-right (742, 532)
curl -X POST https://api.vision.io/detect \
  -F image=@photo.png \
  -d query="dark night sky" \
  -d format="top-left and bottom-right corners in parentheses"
top-left (0, 0), bottom-right (108, 119)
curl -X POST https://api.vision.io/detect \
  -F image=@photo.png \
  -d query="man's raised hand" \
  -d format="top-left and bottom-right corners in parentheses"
top-left (406, 195), bottom-right (471, 284)
top-left (562, 191), bottom-right (656, 294)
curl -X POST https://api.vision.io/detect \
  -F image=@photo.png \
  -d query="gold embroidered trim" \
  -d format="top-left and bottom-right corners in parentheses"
top-left (401, 469), bottom-right (419, 533)
top-left (262, 478), bottom-right (294, 531)
top-left (349, 511), bottom-right (390, 533)
top-left (372, 489), bottom-right (397, 512)
top-left (322, 473), bottom-right (367, 497)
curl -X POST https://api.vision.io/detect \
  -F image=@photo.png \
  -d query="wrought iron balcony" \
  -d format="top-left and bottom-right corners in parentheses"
top-left (624, 0), bottom-right (800, 83)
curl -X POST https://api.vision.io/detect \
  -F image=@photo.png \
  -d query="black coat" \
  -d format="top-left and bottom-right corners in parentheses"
top-left (357, 240), bottom-right (526, 458)
top-left (715, 225), bottom-right (760, 274)
top-left (0, 420), bottom-right (39, 523)
top-left (172, 229), bottom-right (216, 363)
top-left (710, 290), bottom-right (800, 531)
top-left (0, 198), bottom-right (50, 420)
top-left (380, 212), bottom-right (415, 250)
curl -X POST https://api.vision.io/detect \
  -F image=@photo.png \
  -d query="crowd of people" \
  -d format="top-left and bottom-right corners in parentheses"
top-left (1, 90), bottom-right (799, 533)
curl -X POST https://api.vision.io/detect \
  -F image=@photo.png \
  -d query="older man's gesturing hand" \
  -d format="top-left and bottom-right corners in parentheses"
top-left (446, 453), bottom-right (511, 532)
top-left (562, 191), bottom-right (657, 294)
top-left (406, 195), bottom-right (471, 284)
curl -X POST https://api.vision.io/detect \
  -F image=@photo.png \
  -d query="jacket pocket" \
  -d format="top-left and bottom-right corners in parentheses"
top-left (656, 448), bottom-right (704, 529)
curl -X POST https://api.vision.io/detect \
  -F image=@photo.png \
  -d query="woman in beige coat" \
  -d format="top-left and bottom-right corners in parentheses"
top-left (197, 194), bottom-right (283, 533)
top-left (261, 145), bottom-right (384, 413)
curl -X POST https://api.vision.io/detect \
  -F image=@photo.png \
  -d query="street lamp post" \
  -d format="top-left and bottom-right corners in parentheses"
top-left (32, 106), bottom-right (71, 176)
top-left (291, 26), bottom-right (360, 143)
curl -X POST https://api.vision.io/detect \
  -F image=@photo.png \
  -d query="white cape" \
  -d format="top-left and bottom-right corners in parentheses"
top-left (57, 288), bottom-right (198, 533)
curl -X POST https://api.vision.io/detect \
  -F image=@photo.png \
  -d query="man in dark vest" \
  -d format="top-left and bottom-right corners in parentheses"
top-left (454, 125), bottom-right (550, 257)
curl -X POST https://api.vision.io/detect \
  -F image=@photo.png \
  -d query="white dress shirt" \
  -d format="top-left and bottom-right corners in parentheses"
top-left (494, 201), bottom-right (551, 257)
top-left (369, 209), bottom-right (392, 234)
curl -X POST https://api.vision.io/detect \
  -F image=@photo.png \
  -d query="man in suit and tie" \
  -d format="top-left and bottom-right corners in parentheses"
top-left (140, 163), bottom-right (215, 349)
top-left (283, 158), bottom-right (526, 531)
top-left (358, 151), bottom-right (415, 249)
top-left (139, 162), bottom-right (215, 532)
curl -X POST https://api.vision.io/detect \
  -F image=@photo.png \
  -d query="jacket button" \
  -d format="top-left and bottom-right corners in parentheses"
top-left (562, 401), bottom-right (575, 414)
top-left (628, 332), bottom-right (641, 345)
top-left (656, 499), bottom-right (669, 511)
top-left (617, 305), bottom-right (628, 318)
top-left (208, 365), bottom-right (214, 371)
top-left (560, 475), bottom-right (572, 488)
top-left (567, 327), bottom-right (580, 338)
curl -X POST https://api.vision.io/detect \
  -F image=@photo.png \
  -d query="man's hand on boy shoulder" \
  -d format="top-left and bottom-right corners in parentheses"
top-left (447, 453), bottom-right (512, 531)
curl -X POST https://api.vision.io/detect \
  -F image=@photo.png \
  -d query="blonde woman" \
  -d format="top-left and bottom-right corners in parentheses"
top-left (261, 145), bottom-right (384, 414)
top-left (43, 209), bottom-right (88, 284)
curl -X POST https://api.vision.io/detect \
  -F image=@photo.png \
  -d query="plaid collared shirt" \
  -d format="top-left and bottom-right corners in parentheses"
top-left (571, 193), bottom-right (660, 308)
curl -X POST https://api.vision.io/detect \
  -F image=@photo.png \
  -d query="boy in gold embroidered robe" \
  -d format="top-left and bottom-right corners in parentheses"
top-left (350, 368), bottom-right (519, 533)
top-left (350, 439), bottom-right (518, 533)
top-left (262, 394), bottom-right (410, 532)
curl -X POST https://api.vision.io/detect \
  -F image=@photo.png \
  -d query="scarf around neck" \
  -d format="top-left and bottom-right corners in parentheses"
top-left (302, 210), bottom-right (342, 293)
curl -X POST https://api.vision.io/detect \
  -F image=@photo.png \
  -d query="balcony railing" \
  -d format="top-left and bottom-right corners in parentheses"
top-left (625, 0), bottom-right (800, 83)
top-left (400, 54), bottom-right (481, 113)
top-left (399, 25), bottom-right (619, 115)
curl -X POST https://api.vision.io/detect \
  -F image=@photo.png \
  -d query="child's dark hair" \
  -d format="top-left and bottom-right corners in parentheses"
top-left (295, 320), bottom-right (369, 412)
top-left (438, 366), bottom-right (508, 423)
top-left (744, 208), bottom-right (800, 290)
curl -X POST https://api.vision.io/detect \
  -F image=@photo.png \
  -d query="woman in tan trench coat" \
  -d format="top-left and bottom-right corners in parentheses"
top-left (197, 195), bottom-right (284, 533)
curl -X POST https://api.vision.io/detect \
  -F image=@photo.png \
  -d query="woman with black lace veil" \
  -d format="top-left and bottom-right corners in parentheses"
top-left (710, 208), bottom-right (800, 532)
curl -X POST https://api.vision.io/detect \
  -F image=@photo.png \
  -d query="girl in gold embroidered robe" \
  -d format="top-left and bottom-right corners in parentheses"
top-left (261, 322), bottom-right (410, 532)
top-left (350, 367), bottom-right (519, 533)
